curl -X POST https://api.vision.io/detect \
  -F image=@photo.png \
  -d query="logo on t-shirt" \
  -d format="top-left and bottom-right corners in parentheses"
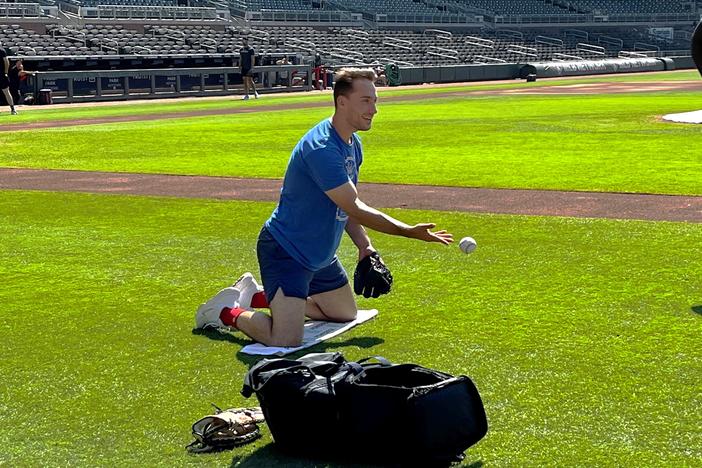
top-left (344, 155), bottom-right (356, 179)
top-left (336, 154), bottom-right (357, 222)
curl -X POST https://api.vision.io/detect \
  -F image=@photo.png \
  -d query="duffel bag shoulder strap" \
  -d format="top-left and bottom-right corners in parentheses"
top-left (301, 352), bottom-right (349, 376)
top-left (344, 356), bottom-right (393, 380)
top-left (242, 353), bottom-right (349, 397)
top-left (357, 356), bottom-right (392, 367)
top-left (298, 351), bottom-right (346, 364)
top-left (242, 358), bottom-right (308, 397)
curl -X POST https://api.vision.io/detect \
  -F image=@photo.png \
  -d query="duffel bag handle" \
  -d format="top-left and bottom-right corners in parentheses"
top-left (242, 363), bottom-right (311, 397)
top-left (344, 356), bottom-right (392, 377)
top-left (357, 356), bottom-right (392, 367)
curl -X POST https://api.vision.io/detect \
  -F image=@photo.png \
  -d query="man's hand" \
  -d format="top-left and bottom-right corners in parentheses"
top-left (358, 245), bottom-right (376, 261)
top-left (404, 223), bottom-right (454, 245)
top-left (326, 182), bottom-right (453, 245)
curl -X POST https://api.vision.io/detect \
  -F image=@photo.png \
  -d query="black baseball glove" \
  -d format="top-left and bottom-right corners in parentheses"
top-left (353, 252), bottom-right (393, 298)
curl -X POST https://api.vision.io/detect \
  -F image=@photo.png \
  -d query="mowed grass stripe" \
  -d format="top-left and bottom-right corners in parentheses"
top-left (2, 92), bottom-right (702, 195)
top-left (1, 190), bottom-right (701, 466)
top-left (2, 70), bottom-right (698, 125)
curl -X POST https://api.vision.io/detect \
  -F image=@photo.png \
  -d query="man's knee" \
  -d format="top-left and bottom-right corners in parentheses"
top-left (268, 288), bottom-right (306, 346)
top-left (335, 306), bottom-right (357, 322)
top-left (268, 335), bottom-right (303, 348)
top-left (268, 326), bottom-right (303, 347)
top-left (317, 301), bottom-right (357, 322)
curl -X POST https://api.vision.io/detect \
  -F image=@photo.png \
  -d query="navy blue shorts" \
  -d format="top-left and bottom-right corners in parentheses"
top-left (257, 227), bottom-right (348, 304)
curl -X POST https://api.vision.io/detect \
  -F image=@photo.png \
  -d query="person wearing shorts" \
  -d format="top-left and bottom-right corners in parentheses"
top-left (195, 68), bottom-right (453, 346)
top-left (0, 41), bottom-right (17, 115)
top-left (239, 37), bottom-right (258, 100)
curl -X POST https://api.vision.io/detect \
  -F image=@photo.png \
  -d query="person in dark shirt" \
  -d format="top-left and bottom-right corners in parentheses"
top-left (0, 41), bottom-right (17, 115)
top-left (239, 37), bottom-right (258, 100)
top-left (693, 21), bottom-right (702, 78)
top-left (313, 52), bottom-right (324, 90)
top-left (8, 59), bottom-right (35, 105)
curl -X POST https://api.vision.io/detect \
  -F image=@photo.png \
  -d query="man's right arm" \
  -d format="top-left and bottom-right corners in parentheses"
top-left (325, 182), bottom-right (452, 245)
top-left (2, 57), bottom-right (8, 75)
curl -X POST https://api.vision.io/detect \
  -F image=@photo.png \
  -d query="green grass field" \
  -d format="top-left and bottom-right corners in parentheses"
top-left (1, 69), bottom-right (697, 125)
top-left (2, 72), bottom-right (702, 195)
top-left (1, 191), bottom-right (701, 466)
top-left (2, 71), bottom-right (702, 466)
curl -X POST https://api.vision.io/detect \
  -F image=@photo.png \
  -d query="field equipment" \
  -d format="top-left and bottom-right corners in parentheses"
top-left (186, 405), bottom-right (265, 453)
top-left (353, 252), bottom-right (393, 298)
top-left (242, 352), bottom-right (488, 466)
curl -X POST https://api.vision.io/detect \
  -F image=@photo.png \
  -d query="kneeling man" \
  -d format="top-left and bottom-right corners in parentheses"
top-left (196, 68), bottom-right (452, 346)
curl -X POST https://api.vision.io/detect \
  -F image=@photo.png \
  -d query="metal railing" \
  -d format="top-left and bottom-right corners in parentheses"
top-left (493, 11), bottom-right (697, 24)
top-left (375, 12), bottom-right (476, 24)
top-left (465, 35), bottom-right (494, 49)
top-left (0, 2), bottom-right (43, 17)
top-left (246, 9), bottom-right (359, 23)
top-left (81, 4), bottom-right (221, 20)
top-left (536, 35), bottom-right (564, 47)
top-left (577, 42), bottom-right (606, 56)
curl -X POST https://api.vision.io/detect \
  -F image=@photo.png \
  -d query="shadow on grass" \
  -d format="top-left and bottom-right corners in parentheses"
top-left (192, 327), bottom-right (251, 346)
top-left (234, 336), bottom-right (385, 366)
top-left (692, 305), bottom-right (702, 315)
top-left (192, 328), bottom-right (384, 366)
top-left (230, 444), bottom-right (483, 468)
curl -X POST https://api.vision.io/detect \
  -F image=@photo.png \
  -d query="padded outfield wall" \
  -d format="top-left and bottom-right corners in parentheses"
top-left (395, 56), bottom-right (694, 85)
top-left (9, 56), bottom-right (695, 104)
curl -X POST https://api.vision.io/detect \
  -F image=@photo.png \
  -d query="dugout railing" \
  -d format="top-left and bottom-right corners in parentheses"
top-left (27, 64), bottom-right (312, 103)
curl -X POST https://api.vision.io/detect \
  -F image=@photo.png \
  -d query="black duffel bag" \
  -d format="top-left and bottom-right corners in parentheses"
top-left (337, 357), bottom-right (488, 466)
top-left (241, 352), bottom-right (350, 453)
top-left (242, 352), bottom-right (488, 465)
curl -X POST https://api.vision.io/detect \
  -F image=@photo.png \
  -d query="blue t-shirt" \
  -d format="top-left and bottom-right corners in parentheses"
top-left (265, 119), bottom-right (363, 271)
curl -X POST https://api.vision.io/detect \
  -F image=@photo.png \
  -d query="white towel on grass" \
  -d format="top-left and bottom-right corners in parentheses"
top-left (240, 309), bottom-right (378, 356)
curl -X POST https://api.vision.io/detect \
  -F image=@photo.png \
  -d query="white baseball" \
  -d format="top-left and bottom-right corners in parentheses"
top-left (459, 236), bottom-right (477, 254)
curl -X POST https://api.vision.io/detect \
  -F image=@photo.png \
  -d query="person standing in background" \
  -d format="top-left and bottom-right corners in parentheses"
top-left (8, 58), bottom-right (35, 105)
top-left (239, 37), bottom-right (258, 100)
top-left (0, 40), bottom-right (17, 115)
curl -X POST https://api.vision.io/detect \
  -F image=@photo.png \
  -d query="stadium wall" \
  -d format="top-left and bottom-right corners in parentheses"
top-left (26, 65), bottom-right (311, 103)
top-left (19, 56), bottom-right (695, 104)
top-left (398, 63), bottom-right (521, 85)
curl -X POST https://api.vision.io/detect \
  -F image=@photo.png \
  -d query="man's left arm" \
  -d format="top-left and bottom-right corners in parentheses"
top-left (345, 217), bottom-right (375, 261)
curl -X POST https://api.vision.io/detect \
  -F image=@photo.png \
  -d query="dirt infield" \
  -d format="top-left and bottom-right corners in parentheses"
top-left (1, 79), bottom-right (700, 133)
top-left (2, 168), bottom-right (701, 223)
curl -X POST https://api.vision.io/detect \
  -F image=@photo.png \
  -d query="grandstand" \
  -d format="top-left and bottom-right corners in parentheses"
top-left (1, 22), bottom-right (630, 65)
top-left (565, 0), bottom-right (690, 15)
top-left (460, 0), bottom-right (569, 16)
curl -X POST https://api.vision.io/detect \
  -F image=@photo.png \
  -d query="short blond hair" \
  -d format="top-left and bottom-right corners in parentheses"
top-left (333, 67), bottom-right (377, 107)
